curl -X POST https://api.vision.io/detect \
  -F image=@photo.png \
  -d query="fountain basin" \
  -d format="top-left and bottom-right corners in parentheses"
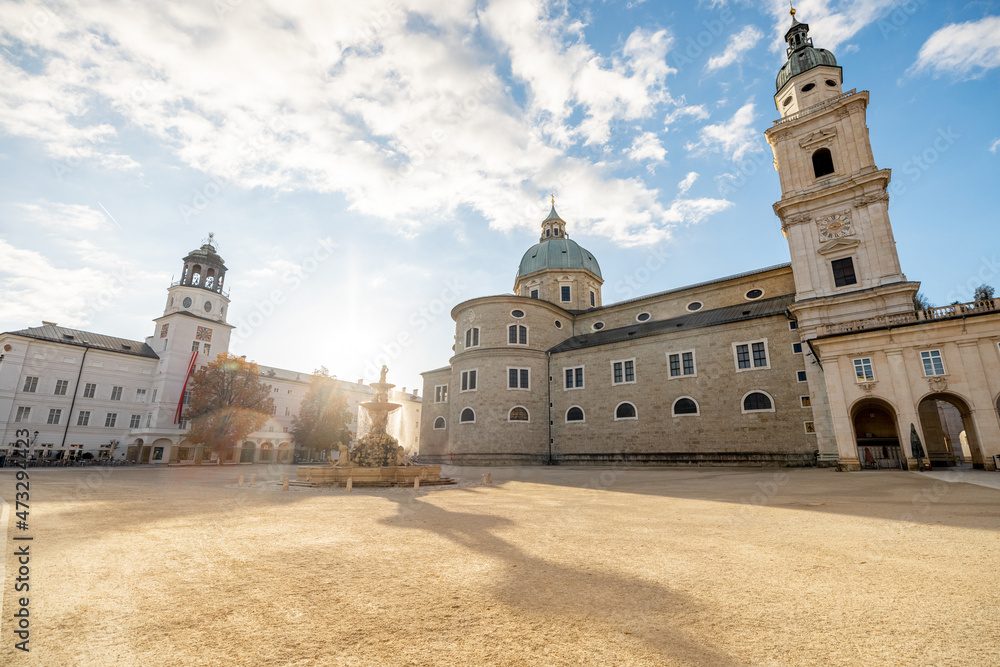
top-left (295, 464), bottom-right (447, 487)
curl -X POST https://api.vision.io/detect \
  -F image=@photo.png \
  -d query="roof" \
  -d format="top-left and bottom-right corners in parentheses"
top-left (517, 238), bottom-right (602, 280)
top-left (776, 16), bottom-right (837, 91)
top-left (548, 294), bottom-right (795, 353)
top-left (591, 263), bottom-right (792, 312)
top-left (4, 324), bottom-right (160, 359)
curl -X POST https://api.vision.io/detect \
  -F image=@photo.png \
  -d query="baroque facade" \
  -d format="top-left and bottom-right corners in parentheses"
top-left (420, 15), bottom-right (1000, 471)
top-left (0, 240), bottom-right (422, 464)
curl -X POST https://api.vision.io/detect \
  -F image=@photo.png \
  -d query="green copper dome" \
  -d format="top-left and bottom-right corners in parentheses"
top-left (517, 238), bottom-right (602, 280)
top-left (776, 16), bottom-right (838, 91)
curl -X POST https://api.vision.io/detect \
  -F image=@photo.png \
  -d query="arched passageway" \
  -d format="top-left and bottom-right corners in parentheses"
top-left (918, 393), bottom-right (984, 468)
top-left (852, 398), bottom-right (904, 470)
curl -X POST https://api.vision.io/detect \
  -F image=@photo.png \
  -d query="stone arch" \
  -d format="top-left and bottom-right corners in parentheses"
top-left (277, 442), bottom-right (292, 464)
top-left (149, 438), bottom-right (173, 463)
top-left (851, 397), bottom-right (903, 470)
top-left (917, 392), bottom-right (985, 468)
top-left (258, 441), bottom-right (273, 463)
top-left (240, 440), bottom-right (257, 463)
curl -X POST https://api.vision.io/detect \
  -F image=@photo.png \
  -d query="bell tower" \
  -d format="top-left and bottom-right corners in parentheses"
top-left (764, 10), bottom-right (919, 335)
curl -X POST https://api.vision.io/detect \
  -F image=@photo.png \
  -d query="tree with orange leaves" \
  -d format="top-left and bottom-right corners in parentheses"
top-left (184, 354), bottom-right (274, 463)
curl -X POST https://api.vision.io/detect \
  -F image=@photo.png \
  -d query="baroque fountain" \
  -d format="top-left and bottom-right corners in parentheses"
top-left (296, 366), bottom-right (448, 487)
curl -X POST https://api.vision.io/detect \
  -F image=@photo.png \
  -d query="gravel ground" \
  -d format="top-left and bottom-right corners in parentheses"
top-left (2, 464), bottom-right (999, 666)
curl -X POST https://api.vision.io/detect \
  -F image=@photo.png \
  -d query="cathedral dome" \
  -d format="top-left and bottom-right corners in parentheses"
top-left (517, 237), bottom-right (602, 280)
top-left (776, 15), bottom-right (837, 91)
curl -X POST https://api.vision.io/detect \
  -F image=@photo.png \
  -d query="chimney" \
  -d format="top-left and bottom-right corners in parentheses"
top-left (42, 321), bottom-right (58, 327)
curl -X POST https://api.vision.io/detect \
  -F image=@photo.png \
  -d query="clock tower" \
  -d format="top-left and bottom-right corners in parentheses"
top-left (764, 10), bottom-right (919, 335)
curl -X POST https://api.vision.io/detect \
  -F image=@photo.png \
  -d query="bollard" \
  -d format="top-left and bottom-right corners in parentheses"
top-left (238, 475), bottom-right (244, 487)
top-left (282, 478), bottom-right (289, 491)
top-left (487, 472), bottom-right (492, 485)
top-left (346, 477), bottom-right (352, 493)
top-left (414, 476), bottom-right (420, 491)
top-left (481, 473), bottom-right (486, 485)
top-left (250, 474), bottom-right (257, 487)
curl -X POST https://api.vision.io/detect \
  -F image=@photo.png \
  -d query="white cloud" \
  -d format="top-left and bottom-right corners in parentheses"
top-left (626, 132), bottom-right (667, 163)
top-left (706, 25), bottom-right (763, 71)
top-left (18, 202), bottom-right (109, 232)
top-left (764, 1), bottom-right (915, 55)
top-left (676, 171), bottom-right (699, 196)
top-left (663, 104), bottom-right (710, 130)
top-left (990, 138), bottom-right (1000, 154)
top-left (0, 0), bottom-right (724, 247)
top-left (912, 16), bottom-right (1000, 79)
top-left (685, 102), bottom-right (762, 162)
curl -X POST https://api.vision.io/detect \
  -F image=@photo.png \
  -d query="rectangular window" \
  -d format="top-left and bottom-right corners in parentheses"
top-left (129, 414), bottom-right (142, 429)
top-left (832, 257), bottom-right (858, 287)
top-left (797, 370), bottom-right (808, 382)
top-left (465, 327), bottom-right (480, 348)
top-left (203, 343), bottom-right (211, 356)
top-left (191, 340), bottom-right (200, 351)
top-left (508, 324), bottom-right (527, 345)
top-left (54, 379), bottom-right (69, 395)
top-left (564, 366), bottom-right (584, 389)
top-left (285, 407), bottom-right (291, 416)
top-left (800, 396), bottom-right (811, 408)
top-left (530, 289), bottom-right (538, 299)
top-left (151, 389), bottom-right (157, 403)
top-left (590, 291), bottom-right (595, 307)
top-left (15, 407), bottom-right (31, 423)
top-left (508, 368), bottom-right (530, 390)
top-left (461, 370), bottom-right (477, 392)
top-left (734, 340), bottom-right (769, 371)
top-left (668, 351), bottom-right (696, 378)
top-left (788, 320), bottom-right (798, 330)
top-left (105, 413), bottom-right (118, 428)
top-left (183, 389), bottom-right (191, 405)
top-left (83, 382), bottom-right (97, 398)
top-left (792, 343), bottom-right (803, 354)
top-left (434, 385), bottom-right (448, 403)
top-left (853, 357), bottom-right (875, 382)
top-left (145, 414), bottom-right (152, 428)
top-left (561, 285), bottom-right (571, 302)
top-left (612, 359), bottom-right (635, 385)
top-left (78, 411), bottom-right (91, 426)
top-left (920, 350), bottom-right (946, 376)
top-left (804, 421), bottom-right (816, 434)
top-left (135, 388), bottom-right (147, 402)
top-left (110, 386), bottom-right (123, 401)
top-left (22, 376), bottom-right (38, 393)
top-left (47, 408), bottom-right (62, 424)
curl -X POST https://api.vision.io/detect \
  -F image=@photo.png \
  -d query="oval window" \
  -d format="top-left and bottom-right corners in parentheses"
top-left (182, 297), bottom-right (193, 308)
top-left (782, 96), bottom-right (792, 107)
top-left (687, 301), bottom-right (703, 312)
top-left (745, 289), bottom-right (764, 300)
top-left (511, 310), bottom-right (525, 318)
top-left (636, 313), bottom-right (651, 322)
top-left (593, 322), bottom-right (605, 331)
top-left (554, 320), bottom-right (562, 329)
top-left (825, 79), bottom-right (837, 87)
top-left (204, 301), bottom-right (212, 312)
top-left (802, 83), bottom-right (816, 92)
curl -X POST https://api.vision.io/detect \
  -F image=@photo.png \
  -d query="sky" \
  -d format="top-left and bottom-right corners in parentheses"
top-left (1, 0), bottom-right (998, 393)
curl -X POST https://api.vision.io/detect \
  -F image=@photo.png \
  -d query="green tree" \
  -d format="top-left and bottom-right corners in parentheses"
top-left (291, 367), bottom-right (354, 462)
top-left (184, 354), bottom-right (274, 463)
top-left (973, 284), bottom-right (995, 302)
top-left (913, 291), bottom-right (933, 312)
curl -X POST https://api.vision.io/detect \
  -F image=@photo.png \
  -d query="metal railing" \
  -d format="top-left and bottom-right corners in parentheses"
top-left (169, 280), bottom-right (231, 298)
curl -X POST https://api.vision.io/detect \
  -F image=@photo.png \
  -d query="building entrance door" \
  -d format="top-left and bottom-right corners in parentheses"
top-left (853, 399), bottom-right (904, 469)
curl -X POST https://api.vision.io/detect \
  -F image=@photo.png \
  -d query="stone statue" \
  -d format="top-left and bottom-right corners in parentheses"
top-left (328, 442), bottom-right (354, 467)
top-left (379, 364), bottom-right (389, 384)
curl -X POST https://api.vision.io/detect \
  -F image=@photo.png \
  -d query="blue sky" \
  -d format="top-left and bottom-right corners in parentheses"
top-left (1, 0), bottom-right (998, 393)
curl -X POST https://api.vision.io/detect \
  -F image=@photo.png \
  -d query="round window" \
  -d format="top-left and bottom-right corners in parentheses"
top-left (802, 83), bottom-right (816, 92)
top-left (825, 79), bottom-right (837, 87)
top-left (782, 96), bottom-right (792, 107)
top-left (636, 313), bottom-right (651, 322)
top-left (686, 301), bottom-right (703, 312)
top-left (554, 320), bottom-right (562, 329)
top-left (182, 297), bottom-right (193, 308)
top-left (204, 301), bottom-right (212, 312)
top-left (745, 289), bottom-right (764, 300)
top-left (511, 309), bottom-right (525, 318)
top-left (593, 322), bottom-right (605, 331)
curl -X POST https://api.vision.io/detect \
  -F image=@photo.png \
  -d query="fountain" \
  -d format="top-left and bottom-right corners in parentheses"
top-left (296, 366), bottom-right (449, 487)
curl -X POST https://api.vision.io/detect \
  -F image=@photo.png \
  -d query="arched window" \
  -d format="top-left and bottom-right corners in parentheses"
top-left (566, 406), bottom-right (585, 422)
top-left (615, 402), bottom-right (637, 420)
top-left (812, 148), bottom-right (834, 178)
top-left (508, 407), bottom-right (529, 422)
top-left (508, 324), bottom-right (527, 345)
top-left (433, 416), bottom-right (446, 430)
top-left (672, 397), bottom-right (699, 416)
top-left (743, 391), bottom-right (774, 413)
top-left (460, 408), bottom-right (475, 423)
top-left (191, 264), bottom-right (202, 286)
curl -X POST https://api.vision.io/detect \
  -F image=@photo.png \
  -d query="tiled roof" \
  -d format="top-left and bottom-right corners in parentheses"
top-left (5, 324), bottom-right (159, 359)
top-left (548, 294), bottom-right (795, 353)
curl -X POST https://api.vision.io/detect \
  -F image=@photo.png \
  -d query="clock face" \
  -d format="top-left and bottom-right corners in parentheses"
top-left (820, 214), bottom-right (852, 241)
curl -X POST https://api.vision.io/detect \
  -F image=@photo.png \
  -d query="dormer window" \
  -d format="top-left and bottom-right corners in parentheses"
top-left (546, 229), bottom-right (551, 237)
top-left (554, 228), bottom-right (560, 236)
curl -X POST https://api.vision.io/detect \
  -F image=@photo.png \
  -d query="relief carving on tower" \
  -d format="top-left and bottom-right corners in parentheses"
top-left (927, 376), bottom-right (948, 393)
top-left (852, 192), bottom-right (889, 208)
top-left (798, 128), bottom-right (837, 149)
